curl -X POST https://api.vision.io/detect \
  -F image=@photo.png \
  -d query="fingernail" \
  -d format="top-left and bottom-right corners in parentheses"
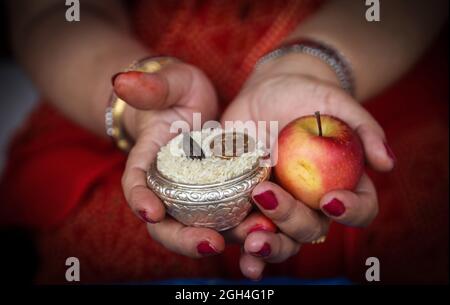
top-left (322, 198), bottom-right (346, 217)
top-left (247, 224), bottom-right (269, 235)
top-left (253, 190), bottom-right (278, 210)
top-left (137, 210), bottom-right (157, 224)
top-left (197, 241), bottom-right (218, 256)
top-left (111, 72), bottom-right (123, 86)
top-left (384, 141), bottom-right (397, 164)
top-left (250, 243), bottom-right (271, 257)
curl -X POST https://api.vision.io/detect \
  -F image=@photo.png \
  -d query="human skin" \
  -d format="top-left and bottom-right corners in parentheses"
top-left (7, 0), bottom-right (448, 280)
top-left (220, 0), bottom-right (448, 279)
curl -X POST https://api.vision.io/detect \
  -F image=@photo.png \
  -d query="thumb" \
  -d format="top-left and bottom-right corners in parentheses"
top-left (112, 62), bottom-right (193, 110)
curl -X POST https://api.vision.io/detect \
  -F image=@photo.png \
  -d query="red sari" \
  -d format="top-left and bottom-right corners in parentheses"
top-left (0, 0), bottom-right (448, 283)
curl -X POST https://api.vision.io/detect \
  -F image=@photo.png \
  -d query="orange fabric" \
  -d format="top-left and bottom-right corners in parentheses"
top-left (0, 0), bottom-right (448, 283)
top-left (133, 0), bottom-right (322, 106)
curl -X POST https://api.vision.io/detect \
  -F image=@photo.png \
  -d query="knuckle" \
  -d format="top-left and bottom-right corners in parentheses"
top-left (173, 226), bottom-right (190, 251)
top-left (175, 62), bottom-right (196, 81)
top-left (272, 209), bottom-right (291, 223)
top-left (271, 196), bottom-right (299, 223)
top-left (292, 216), bottom-right (326, 243)
top-left (308, 224), bottom-right (325, 243)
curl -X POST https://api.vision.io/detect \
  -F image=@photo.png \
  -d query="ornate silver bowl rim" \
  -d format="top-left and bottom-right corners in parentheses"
top-left (147, 161), bottom-right (271, 205)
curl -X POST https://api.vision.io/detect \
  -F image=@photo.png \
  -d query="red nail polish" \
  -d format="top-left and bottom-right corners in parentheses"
top-left (248, 224), bottom-right (269, 235)
top-left (111, 72), bottom-right (123, 86)
top-left (138, 210), bottom-right (157, 224)
top-left (197, 241), bottom-right (218, 256)
top-left (323, 198), bottom-right (346, 217)
top-left (253, 190), bottom-right (278, 210)
top-left (384, 142), bottom-right (397, 164)
top-left (251, 243), bottom-right (271, 257)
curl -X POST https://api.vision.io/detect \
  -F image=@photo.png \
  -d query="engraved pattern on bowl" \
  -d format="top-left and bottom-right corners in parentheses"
top-left (147, 163), bottom-right (271, 231)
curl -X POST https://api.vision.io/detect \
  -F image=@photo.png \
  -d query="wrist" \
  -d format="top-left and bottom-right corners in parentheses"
top-left (248, 52), bottom-right (341, 89)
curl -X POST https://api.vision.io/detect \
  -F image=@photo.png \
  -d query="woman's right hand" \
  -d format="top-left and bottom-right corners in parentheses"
top-left (114, 61), bottom-right (227, 257)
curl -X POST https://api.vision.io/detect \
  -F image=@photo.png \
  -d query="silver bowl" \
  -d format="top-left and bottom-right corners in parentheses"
top-left (147, 162), bottom-right (271, 231)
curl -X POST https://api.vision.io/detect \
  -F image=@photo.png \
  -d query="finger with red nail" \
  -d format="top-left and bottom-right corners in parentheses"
top-left (146, 217), bottom-right (224, 258)
top-left (320, 173), bottom-right (378, 226)
top-left (244, 231), bottom-right (300, 263)
top-left (238, 232), bottom-right (299, 281)
top-left (221, 212), bottom-right (277, 244)
top-left (116, 61), bottom-right (221, 261)
top-left (252, 181), bottom-right (330, 243)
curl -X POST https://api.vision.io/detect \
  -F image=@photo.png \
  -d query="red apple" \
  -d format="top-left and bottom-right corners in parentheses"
top-left (274, 113), bottom-right (364, 209)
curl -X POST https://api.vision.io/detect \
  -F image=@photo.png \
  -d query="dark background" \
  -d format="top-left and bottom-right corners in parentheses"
top-left (0, 3), bottom-right (38, 285)
top-left (1, 2), bottom-right (10, 57)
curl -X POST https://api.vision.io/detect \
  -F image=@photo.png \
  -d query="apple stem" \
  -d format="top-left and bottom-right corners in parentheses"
top-left (315, 111), bottom-right (323, 137)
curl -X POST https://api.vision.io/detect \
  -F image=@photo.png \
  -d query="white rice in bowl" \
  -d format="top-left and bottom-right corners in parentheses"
top-left (156, 128), bottom-right (266, 184)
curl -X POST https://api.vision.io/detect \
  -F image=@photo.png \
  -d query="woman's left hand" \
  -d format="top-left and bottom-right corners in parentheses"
top-left (220, 53), bottom-right (396, 280)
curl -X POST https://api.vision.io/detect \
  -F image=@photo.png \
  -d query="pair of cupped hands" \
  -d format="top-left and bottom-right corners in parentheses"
top-left (113, 54), bottom-right (395, 280)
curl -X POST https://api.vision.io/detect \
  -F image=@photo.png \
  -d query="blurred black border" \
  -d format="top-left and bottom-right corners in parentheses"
top-left (0, 1), bottom-right (447, 288)
top-left (0, 2), bottom-right (38, 286)
top-left (0, 284), bottom-right (449, 304)
top-left (0, 1), bottom-right (11, 58)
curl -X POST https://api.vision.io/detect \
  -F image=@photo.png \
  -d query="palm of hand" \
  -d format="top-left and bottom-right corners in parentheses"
top-left (219, 73), bottom-right (395, 279)
top-left (115, 63), bottom-right (394, 281)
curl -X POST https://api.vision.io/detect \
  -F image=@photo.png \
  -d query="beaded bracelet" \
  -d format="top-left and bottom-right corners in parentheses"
top-left (255, 39), bottom-right (355, 96)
